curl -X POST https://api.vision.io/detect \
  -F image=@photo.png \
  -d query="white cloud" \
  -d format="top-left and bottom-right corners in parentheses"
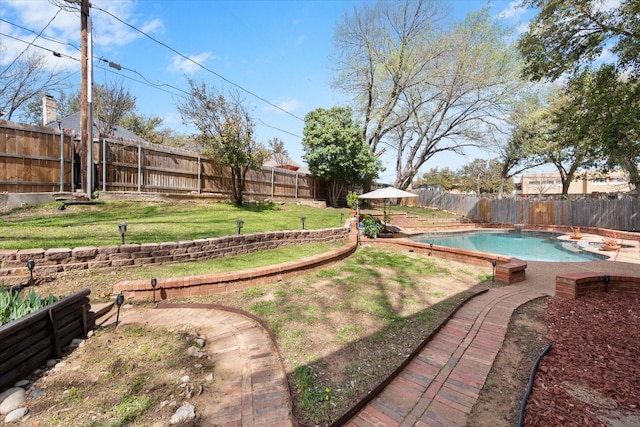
top-left (497, 1), bottom-right (526, 19)
top-left (263, 98), bottom-right (302, 113)
top-left (169, 52), bottom-right (213, 74)
top-left (92, 2), bottom-right (165, 48)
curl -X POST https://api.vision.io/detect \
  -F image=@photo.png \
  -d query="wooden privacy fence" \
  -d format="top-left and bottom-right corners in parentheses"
top-left (0, 120), bottom-right (74, 193)
top-left (419, 190), bottom-right (640, 231)
top-left (98, 138), bottom-right (325, 200)
top-left (0, 120), bottom-right (329, 201)
top-left (0, 289), bottom-right (94, 392)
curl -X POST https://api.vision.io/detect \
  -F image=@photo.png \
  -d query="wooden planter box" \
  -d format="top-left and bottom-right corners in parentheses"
top-left (0, 289), bottom-right (95, 391)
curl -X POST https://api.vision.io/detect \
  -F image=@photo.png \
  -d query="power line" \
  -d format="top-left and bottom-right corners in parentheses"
top-left (90, 4), bottom-right (305, 123)
top-left (0, 17), bottom-right (80, 52)
top-left (3, 28), bottom-right (303, 142)
top-left (257, 119), bottom-right (303, 139)
top-left (1, 7), bottom-right (63, 75)
top-left (0, 32), bottom-right (80, 62)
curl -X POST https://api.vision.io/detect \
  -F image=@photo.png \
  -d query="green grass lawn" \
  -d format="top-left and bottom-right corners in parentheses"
top-left (0, 201), bottom-right (350, 250)
top-left (0, 200), bottom-right (454, 250)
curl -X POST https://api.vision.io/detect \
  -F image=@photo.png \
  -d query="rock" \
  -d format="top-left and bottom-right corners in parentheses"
top-left (29, 388), bottom-right (44, 398)
top-left (69, 338), bottom-right (85, 348)
top-left (13, 380), bottom-right (30, 388)
top-left (169, 402), bottom-right (196, 424)
top-left (194, 338), bottom-right (205, 347)
top-left (205, 373), bottom-right (214, 382)
top-left (186, 346), bottom-right (205, 359)
top-left (4, 407), bottom-right (28, 423)
top-left (181, 376), bottom-right (190, 383)
top-left (0, 388), bottom-right (26, 415)
top-left (45, 359), bottom-right (58, 369)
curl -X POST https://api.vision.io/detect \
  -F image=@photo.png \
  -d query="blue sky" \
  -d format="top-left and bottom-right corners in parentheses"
top-left (1, 0), bottom-right (533, 183)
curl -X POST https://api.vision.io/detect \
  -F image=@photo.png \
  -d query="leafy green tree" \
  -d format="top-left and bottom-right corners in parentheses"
top-left (497, 89), bottom-right (551, 197)
top-left (332, 2), bottom-right (524, 189)
top-left (119, 113), bottom-right (164, 143)
top-left (177, 79), bottom-right (269, 206)
top-left (574, 66), bottom-right (640, 187)
top-left (458, 159), bottom-right (506, 195)
top-left (415, 167), bottom-right (461, 192)
top-left (302, 106), bottom-right (382, 207)
top-left (518, 0), bottom-right (640, 80)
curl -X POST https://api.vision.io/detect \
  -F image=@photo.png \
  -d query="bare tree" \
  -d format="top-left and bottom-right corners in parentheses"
top-left (0, 47), bottom-right (68, 121)
top-left (93, 81), bottom-right (136, 136)
top-left (177, 79), bottom-right (269, 205)
top-left (332, 2), bottom-right (524, 189)
top-left (267, 137), bottom-right (289, 167)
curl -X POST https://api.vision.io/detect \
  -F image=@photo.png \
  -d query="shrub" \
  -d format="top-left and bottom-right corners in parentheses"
top-left (362, 215), bottom-right (383, 238)
top-left (0, 287), bottom-right (59, 326)
top-left (346, 191), bottom-right (359, 210)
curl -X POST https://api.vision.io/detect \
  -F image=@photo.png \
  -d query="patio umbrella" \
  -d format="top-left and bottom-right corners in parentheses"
top-left (358, 187), bottom-right (418, 232)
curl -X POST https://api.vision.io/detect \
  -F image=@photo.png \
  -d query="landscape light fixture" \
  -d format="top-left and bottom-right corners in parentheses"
top-left (340, 212), bottom-right (344, 224)
top-left (26, 259), bottom-right (35, 287)
top-left (151, 277), bottom-right (158, 303)
top-left (429, 243), bottom-right (433, 256)
top-left (604, 274), bottom-right (610, 293)
top-left (236, 219), bottom-right (244, 235)
top-left (115, 292), bottom-right (125, 326)
top-left (300, 216), bottom-right (306, 230)
top-left (118, 222), bottom-right (127, 245)
top-left (492, 259), bottom-right (497, 283)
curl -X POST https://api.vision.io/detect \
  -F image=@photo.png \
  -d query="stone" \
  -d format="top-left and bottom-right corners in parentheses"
top-left (0, 388), bottom-right (26, 415)
top-left (45, 359), bottom-right (58, 368)
top-left (13, 380), bottom-right (30, 388)
top-left (186, 346), bottom-right (205, 359)
top-left (29, 388), bottom-right (44, 398)
top-left (4, 407), bottom-right (28, 423)
top-left (169, 402), bottom-right (196, 424)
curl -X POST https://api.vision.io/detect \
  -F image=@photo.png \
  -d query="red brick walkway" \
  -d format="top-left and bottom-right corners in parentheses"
top-left (114, 285), bottom-right (542, 427)
top-left (346, 286), bottom-right (543, 427)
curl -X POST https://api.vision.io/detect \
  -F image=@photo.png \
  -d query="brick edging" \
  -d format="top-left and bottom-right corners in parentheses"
top-left (113, 225), bottom-right (359, 300)
top-left (556, 272), bottom-right (640, 299)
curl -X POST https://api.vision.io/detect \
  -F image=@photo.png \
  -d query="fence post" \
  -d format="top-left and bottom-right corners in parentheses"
top-left (59, 127), bottom-right (64, 191)
top-left (102, 138), bottom-right (107, 191)
top-left (295, 172), bottom-right (299, 199)
top-left (198, 156), bottom-right (201, 194)
top-left (271, 168), bottom-right (275, 199)
top-left (137, 145), bottom-right (142, 192)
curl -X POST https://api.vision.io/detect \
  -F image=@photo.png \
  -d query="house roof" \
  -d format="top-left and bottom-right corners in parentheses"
top-left (46, 112), bottom-right (146, 143)
top-left (263, 154), bottom-right (302, 171)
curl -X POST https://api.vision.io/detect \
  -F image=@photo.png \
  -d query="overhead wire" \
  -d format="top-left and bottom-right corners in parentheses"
top-left (2, 8), bottom-right (304, 142)
top-left (1, 7), bottom-right (64, 75)
top-left (0, 32), bottom-right (80, 62)
top-left (90, 4), bottom-right (305, 123)
top-left (0, 18), bottom-right (81, 52)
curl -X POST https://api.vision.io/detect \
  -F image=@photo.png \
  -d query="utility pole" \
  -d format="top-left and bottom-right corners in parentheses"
top-left (79, 0), bottom-right (93, 197)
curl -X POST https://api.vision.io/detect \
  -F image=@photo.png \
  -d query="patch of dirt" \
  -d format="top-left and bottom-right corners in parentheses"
top-left (468, 292), bottom-right (640, 427)
top-left (467, 297), bottom-right (550, 427)
top-left (7, 248), bottom-right (493, 426)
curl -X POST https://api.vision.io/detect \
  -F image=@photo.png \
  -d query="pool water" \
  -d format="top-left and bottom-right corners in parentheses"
top-left (412, 230), bottom-right (607, 262)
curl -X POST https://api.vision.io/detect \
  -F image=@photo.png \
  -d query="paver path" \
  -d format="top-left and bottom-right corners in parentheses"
top-left (347, 286), bottom-right (543, 427)
top-left (120, 307), bottom-right (294, 427)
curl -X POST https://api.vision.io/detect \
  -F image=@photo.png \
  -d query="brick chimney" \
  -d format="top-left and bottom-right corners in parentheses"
top-left (42, 95), bottom-right (57, 126)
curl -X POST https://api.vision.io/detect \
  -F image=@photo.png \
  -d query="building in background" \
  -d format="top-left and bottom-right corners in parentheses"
top-left (518, 170), bottom-right (632, 197)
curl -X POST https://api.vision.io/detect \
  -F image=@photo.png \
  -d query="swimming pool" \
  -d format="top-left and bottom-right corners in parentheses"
top-left (411, 230), bottom-right (608, 262)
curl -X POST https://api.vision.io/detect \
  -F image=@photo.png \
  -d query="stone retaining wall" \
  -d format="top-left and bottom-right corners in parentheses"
top-left (0, 227), bottom-right (349, 285)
